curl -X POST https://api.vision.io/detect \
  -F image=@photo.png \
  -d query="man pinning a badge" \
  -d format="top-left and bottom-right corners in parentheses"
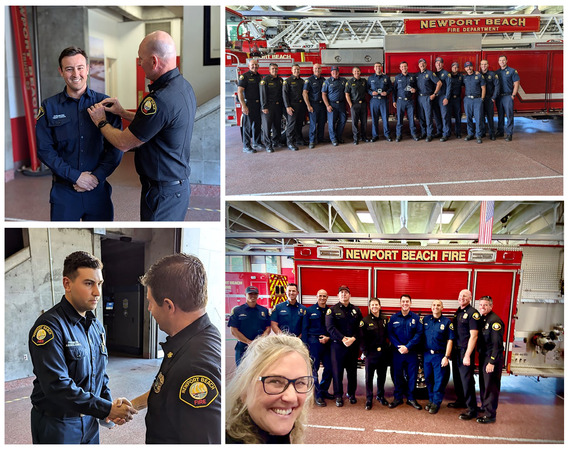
top-left (130, 253), bottom-right (221, 443)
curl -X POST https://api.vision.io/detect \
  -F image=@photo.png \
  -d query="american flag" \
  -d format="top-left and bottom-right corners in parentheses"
top-left (478, 201), bottom-right (495, 244)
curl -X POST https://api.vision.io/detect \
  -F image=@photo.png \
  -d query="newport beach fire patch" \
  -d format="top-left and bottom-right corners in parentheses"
top-left (141, 97), bottom-right (157, 115)
top-left (32, 325), bottom-right (54, 346)
top-left (179, 375), bottom-right (219, 408)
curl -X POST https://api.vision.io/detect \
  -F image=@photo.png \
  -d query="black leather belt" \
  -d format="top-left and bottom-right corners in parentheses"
top-left (428, 349), bottom-right (443, 354)
top-left (34, 405), bottom-right (84, 418)
top-left (501, 92), bottom-right (513, 96)
top-left (419, 93), bottom-right (432, 96)
top-left (466, 95), bottom-right (481, 99)
top-left (398, 97), bottom-right (411, 100)
top-left (142, 178), bottom-right (186, 187)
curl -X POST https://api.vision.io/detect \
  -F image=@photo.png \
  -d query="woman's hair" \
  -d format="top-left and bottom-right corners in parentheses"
top-left (226, 333), bottom-right (313, 444)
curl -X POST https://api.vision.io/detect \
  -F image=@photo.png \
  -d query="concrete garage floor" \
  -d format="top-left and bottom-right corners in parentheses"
top-left (5, 355), bottom-right (162, 444)
top-left (225, 116), bottom-right (562, 196)
top-left (225, 329), bottom-right (564, 445)
top-left (5, 152), bottom-right (220, 222)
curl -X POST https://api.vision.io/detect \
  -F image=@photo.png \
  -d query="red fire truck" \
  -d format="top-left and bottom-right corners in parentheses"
top-left (226, 11), bottom-right (563, 127)
top-left (293, 243), bottom-right (563, 377)
top-left (225, 272), bottom-right (288, 316)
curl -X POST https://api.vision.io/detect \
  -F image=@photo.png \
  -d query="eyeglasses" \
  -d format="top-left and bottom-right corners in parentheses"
top-left (258, 375), bottom-right (314, 395)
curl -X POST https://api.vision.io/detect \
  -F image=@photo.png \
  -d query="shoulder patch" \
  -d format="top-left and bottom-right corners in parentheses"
top-left (36, 106), bottom-right (45, 121)
top-left (326, 308), bottom-right (332, 315)
top-left (239, 75), bottom-right (244, 80)
top-left (141, 97), bottom-right (157, 116)
top-left (419, 316), bottom-right (424, 324)
top-left (472, 312), bottom-right (480, 320)
top-left (492, 322), bottom-right (502, 331)
top-left (449, 323), bottom-right (454, 330)
top-left (360, 320), bottom-right (364, 327)
top-left (179, 375), bottom-right (219, 408)
top-left (31, 325), bottom-right (54, 346)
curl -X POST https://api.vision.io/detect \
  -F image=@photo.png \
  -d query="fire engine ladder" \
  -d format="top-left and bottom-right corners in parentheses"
top-left (266, 14), bottom-right (563, 49)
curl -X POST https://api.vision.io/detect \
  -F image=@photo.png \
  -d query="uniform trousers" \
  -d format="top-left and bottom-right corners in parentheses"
top-left (478, 355), bottom-right (503, 418)
top-left (330, 341), bottom-right (358, 398)
top-left (464, 97), bottom-right (483, 137)
top-left (481, 97), bottom-right (496, 136)
top-left (451, 347), bottom-right (477, 412)
top-left (241, 101), bottom-right (262, 148)
top-left (261, 102), bottom-right (282, 148)
top-left (433, 95), bottom-right (450, 137)
top-left (350, 102), bottom-right (368, 141)
top-left (497, 95), bottom-right (515, 135)
top-left (423, 352), bottom-right (449, 406)
top-left (31, 407), bottom-right (99, 444)
top-left (308, 339), bottom-right (333, 399)
top-left (308, 101), bottom-right (327, 144)
top-left (364, 351), bottom-right (388, 401)
top-left (392, 351), bottom-right (418, 402)
top-left (140, 177), bottom-right (190, 221)
top-left (449, 96), bottom-right (462, 136)
top-left (327, 102), bottom-right (347, 143)
top-left (234, 341), bottom-right (248, 366)
top-left (50, 180), bottom-right (114, 222)
top-left (418, 95), bottom-right (435, 137)
top-left (395, 98), bottom-right (417, 137)
top-left (285, 102), bottom-right (306, 146)
top-left (370, 97), bottom-right (390, 139)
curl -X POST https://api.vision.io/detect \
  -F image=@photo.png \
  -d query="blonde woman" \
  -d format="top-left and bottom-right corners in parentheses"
top-left (226, 333), bottom-right (314, 444)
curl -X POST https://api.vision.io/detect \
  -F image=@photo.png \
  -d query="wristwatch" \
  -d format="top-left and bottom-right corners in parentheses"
top-left (97, 119), bottom-right (109, 129)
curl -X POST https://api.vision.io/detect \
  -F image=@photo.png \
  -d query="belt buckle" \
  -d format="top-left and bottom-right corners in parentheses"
top-left (430, 350), bottom-right (435, 354)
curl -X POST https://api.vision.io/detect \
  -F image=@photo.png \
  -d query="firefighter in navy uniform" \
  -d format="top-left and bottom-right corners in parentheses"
top-left (462, 61), bottom-right (486, 144)
top-left (392, 61), bottom-right (419, 142)
top-left (477, 296), bottom-right (505, 424)
top-left (448, 62), bottom-right (464, 138)
top-left (367, 62), bottom-right (393, 142)
top-left (360, 298), bottom-right (389, 410)
top-left (36, 46), bottom-right (122, 221)
top-left (479, 60), bottom-right (500, 140)
top-left (259, 63), bottom-right (284, 153)
top-left (433, 57), bottom-right (452, 141)
top-left (302, 289), bottom-right (334, 406)
top-left (322, 66), bottom-right (348, 146)
top-left (88, 31), bottom-right (196, 221)
top-left (303, 63), bottom-right (327, 148)
top-left (29, 251), bottom-right (136, 444)
top-left (138, 253), bottom-right (221, 444)
top-left (271, 283), bottom-right (306, 336)
top-left (345, 66), bottom-right (370, 145)
top-left (387, 294), bottom-right (423, 410)
top-left (228, 286), bottom-right (271, 365)
top-left (238, 58), bottom-right (263, 153)
top-left (422, 299), bottom-right (454, 414)
top-left (495, 55), bottom-right (520, 141)
top-left (448, 289), bottom-right (480, 421)
top-left (326, 285), bottom-right (363, 407)
top-left (282, 64), bottom-right (307, 151)
top-left (415, 58), bottom-right (442, 142)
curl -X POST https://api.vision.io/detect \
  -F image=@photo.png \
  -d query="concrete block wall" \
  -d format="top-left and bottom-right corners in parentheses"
top-left (190, 96), bottom-right (220, 186)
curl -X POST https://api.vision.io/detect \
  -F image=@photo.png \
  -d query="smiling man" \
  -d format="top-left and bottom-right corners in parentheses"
top-left (29, 251), bottom-right (136, 444)
top-left (36, 47), bottom-right (122, 221)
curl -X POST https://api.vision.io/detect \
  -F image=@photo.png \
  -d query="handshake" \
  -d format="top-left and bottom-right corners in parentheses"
top-left (105, 397), bottom-right (138, 426)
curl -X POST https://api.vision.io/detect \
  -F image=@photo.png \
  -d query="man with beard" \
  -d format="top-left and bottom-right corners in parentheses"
top-left (303, 63), bottom-right (327, 148)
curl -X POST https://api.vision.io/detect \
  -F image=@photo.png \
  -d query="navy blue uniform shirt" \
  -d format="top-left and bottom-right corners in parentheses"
top-left (453, 305), bottom-right (481, 348)
top-left (36, 87), bottom-right (122, 185)
top-left (227, 303), bottom-right (270, 341)
top-left (367, 73), bottom-right (393, 98)
top-left (423, 315), bottom-right (455, 352)
top-left (393, 73), bottom-right (417, 98)
top-left (129, 68), bottom-right (196, 182)
top-left (496, 66), bottom-right (520, 94)
top-left (416, 70), bottom-right (440, 95)
top-left (479, 311), bottom-right (505, 362)
top-left (29, 296), bottom-right (112, 418)
top-left (462, 72), bottom-right (486, 97)
top-left (435, 69), bottom-right (452, 99)
top-left (325, 302), bottom-right (363, 341)
top-left (388, 311), bottom-right (423, 352)
top-left (302, 303), bottom-right (329, 344)
top-left (303, 75), bottom-right (326, 103)
top-left (146, 313), bottom-right (221, 444)
top-left (481, 70), bottom-right (500, 100)
top-left (449, 73), bottom-right (464, 97)
top-left (271, 301), bottom-right (306, 335)
top-left (322, 77), bottom-right (347, 102)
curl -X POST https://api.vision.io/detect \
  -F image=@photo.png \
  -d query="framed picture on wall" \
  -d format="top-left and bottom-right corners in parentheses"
top-left (204, 6), bottom-right (220, 66)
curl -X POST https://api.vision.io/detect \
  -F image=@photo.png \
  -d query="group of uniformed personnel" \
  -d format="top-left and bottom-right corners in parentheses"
top-left (229, 283), bottom-right (505, 424)
top-left (238, 54), bottom-right (519, 152)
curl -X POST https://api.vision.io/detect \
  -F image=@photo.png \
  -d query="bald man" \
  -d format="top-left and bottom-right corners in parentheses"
top-left (88, 31), bottom-right (197, 221)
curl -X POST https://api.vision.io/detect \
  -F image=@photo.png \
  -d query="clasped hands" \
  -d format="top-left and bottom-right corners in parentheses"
top-left (342, 336), bottom-right (356, 347)
top-left (105, 397), bottom-right (138, 426)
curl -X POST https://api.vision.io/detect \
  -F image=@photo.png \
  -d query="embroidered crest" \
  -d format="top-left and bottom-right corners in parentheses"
top-left (179, 375), bottom-right (219, 408)
top-left (326, 309), bottom-right (332, 315)
top-left (463, 313), bottom-right (468, 319)
top-left (239, 75), bottom-right (244, 80)
top-left (153, 372), bottom-right (165, 393)
top-left (449, 323), bottom-right (454, 330)
top-left (440, 324), bottom-right (445, 330)
top-left (141, 97), bottom-right (157, 116)
top-left (492, 322), bottom-right (502, 331)
top-left (32, 325), bottom-right (54, 346)
top-left (360, 320), bottom-right (364, 327)
top-left (473, 312), bottom-right (481, 320)
top-left (36, 107), bottom-right (45, 121)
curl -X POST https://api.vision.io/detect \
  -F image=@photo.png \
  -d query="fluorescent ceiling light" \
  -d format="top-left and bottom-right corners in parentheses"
top-left (438, 211), bottom-right (455, 224)
top-left (357, 211), bottom-right (374, 223)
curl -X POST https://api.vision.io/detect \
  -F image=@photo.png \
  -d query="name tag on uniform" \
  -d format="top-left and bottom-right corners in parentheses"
top-left (66, 340), bottom-right (81, 347)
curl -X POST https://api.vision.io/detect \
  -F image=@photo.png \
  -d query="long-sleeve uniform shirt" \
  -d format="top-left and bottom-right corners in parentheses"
top-left (325, 302), bottom-right (362, 342)
top-left (260, 75), bottom-right (283, 109)
top-left (478, 311), bottom-right (505, 363)
top-left (282, 75), bottom-right (305, 108)
top-left (271, 301), bottom-right (306, 335)
top-left (360, 313), bottom-right (387, 357)
top-left (146, 313), bottom-right (221, 444)
top-left (302, 304), bottom-right (329, 344)
top-left (29, 296), bottom-right (112, 418)
top-left (387, 311), bottom-right (423, 352)
top-left (36, 88), bottom-right (122, 185)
